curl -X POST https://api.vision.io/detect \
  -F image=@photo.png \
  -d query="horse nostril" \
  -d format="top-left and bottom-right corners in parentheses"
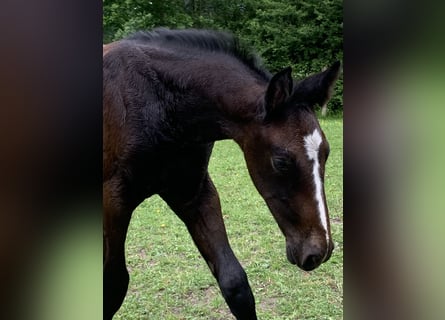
top-left (301, 254), bottom-right (323, 271)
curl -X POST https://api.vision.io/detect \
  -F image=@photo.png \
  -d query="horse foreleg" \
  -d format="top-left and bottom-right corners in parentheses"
top-left (103, 179), bottom-right (133, 320)
top-left (161, 174), bottom-right (258, 320)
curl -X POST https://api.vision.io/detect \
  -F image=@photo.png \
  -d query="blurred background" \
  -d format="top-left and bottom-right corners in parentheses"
top-left (344, 0), bottom-right (445, 319)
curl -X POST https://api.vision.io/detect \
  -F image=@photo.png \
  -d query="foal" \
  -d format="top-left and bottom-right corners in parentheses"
top-left (103, 28), bottom-right (340, 319)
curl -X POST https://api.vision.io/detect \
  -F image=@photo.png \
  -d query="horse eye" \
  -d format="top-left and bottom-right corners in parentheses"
top-left (271, 153), bottom-right (293, 173)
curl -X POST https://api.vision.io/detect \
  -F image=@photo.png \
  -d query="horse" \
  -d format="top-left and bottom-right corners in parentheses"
top-left (103, 28), bottom-right (341, 319)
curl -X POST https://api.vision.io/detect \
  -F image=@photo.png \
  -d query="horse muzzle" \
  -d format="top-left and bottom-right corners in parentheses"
top-left (286, 239), bottom-right (334, 271)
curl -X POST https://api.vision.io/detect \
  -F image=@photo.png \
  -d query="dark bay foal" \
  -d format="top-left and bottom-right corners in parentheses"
top-left (103, 28), bottom-right (340, 319)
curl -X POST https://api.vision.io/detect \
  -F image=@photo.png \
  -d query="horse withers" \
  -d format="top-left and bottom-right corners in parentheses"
top-left (103, 28), bottom-right (341, 319)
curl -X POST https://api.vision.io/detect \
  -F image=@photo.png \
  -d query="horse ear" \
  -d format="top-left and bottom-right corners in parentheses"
top-left (293, 61), bottom-right (342, 109)
top-left (265, 67), bottom-right (293, 114)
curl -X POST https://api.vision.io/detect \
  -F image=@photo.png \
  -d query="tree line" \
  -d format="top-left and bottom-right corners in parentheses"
top-left (103, 0), bottom-right (343, 112)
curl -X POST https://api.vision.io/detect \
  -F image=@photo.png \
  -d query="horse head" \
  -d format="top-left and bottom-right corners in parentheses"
top-left (238, 62), bottom-right (341, 271)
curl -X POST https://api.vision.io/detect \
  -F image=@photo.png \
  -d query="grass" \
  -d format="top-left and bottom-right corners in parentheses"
top-left (114, 117), bottom-right (343, 320)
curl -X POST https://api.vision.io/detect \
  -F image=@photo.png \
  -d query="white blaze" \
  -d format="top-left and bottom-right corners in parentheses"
top-left (303, 129), bottom-right (330, 245)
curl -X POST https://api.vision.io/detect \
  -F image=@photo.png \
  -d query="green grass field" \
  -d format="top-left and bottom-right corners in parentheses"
top-left (115, 118), bottom-right (343, 320)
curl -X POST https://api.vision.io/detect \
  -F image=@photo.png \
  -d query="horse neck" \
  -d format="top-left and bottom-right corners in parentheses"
top-left (170, 62), bottom-right (267, 143)
top-left (180, 84), bottom-right (265, 144)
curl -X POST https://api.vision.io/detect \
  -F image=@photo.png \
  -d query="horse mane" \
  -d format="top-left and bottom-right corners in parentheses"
top-left (126, 28), bottom-right (271, 80)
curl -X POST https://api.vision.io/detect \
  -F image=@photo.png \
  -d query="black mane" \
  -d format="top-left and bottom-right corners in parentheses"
top-left (126, 28), bottom-right (271, 80)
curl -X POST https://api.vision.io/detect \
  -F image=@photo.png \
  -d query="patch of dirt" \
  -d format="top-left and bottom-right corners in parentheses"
top-left (177, 286), bottom-right (235, 320)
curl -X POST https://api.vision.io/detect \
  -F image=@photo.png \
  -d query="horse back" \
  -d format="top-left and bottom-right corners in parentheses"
top-left (103, 41), bottom-right (121, 57)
